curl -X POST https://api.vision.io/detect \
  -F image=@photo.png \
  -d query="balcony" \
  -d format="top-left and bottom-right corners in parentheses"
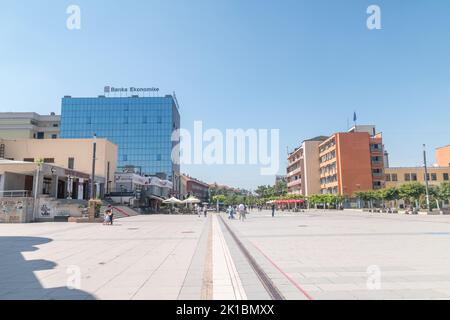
top-left (287, 179), bottom-right (302, 188)
top-left (287, 167), bottom-right (302, 177)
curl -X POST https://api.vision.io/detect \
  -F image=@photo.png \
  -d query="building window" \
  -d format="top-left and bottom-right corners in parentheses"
top-left (37, 132), bottom-right (44, 139)
top-left (444, 173), bottom-right (449, 181)
top-left (44, 158), bottom-right (54, 164)
top-left (411, 173), bottom-right (417, 181)
top-left (68, 157), bottom-right (75, 169)
top-left (392, 174), bottom-right (398, 182)
top-left (123, 155), bottom-right (127, 161)
top-left (385, 174), bottom-right (391, 182)
top-left (53, 124), bottom-right (59, 127)
top-left (404, 173), bottom-right (411, 181)
top-left (156, 154), bottom-right (162, 161)
top-left (431, 173), bottom-right (437, 181)
top-left (51, 134), bottom-right (57, 139)
top-left (23, 158), bottom-right (34, 163)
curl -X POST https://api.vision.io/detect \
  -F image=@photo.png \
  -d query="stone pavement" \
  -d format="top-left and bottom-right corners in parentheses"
top-left (226, 209), bottom-right (450, 300)
top-left (1, 210), bottom-right (450, 300)
top-left (0, 215), bottom-right (206, 300)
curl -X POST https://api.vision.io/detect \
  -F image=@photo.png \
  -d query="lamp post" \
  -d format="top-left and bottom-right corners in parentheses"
top-left (33, 159), bottom-right (44, 221)
top-left (90, 134), bottom-right (97, 200)
top-left (423, 144), bottom-right (431, 213)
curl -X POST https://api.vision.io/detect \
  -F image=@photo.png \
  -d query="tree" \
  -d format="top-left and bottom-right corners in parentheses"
top-left (212, 195), bottom-right (226, 204)
top-left (398, 183), bottom-right (426, 209)
top-left (274, 180), bottom-right (288, 197)
top-left (439, 182), bottom-right (450, 199)
top-left (354, 191), bottom-right (371, 208)
top-left (377, 187), bottom-right (399, 209)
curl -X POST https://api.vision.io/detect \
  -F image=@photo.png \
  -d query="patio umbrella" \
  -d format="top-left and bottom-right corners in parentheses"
top-left (182, 196), bottom-right (201, 204)
top-left (163, 197), bottom-right (183, 205)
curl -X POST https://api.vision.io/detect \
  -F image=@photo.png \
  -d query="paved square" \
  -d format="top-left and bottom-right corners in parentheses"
top-left (0, 215), bottom-right (207, 300)
top-left (2, 210), bottom-right (450, 300)
top-left (227, 210), bottom-right (450, 300)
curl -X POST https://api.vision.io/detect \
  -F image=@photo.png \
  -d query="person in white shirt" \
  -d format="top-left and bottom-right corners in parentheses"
top-left (238, 203), bottom-right (246, 221)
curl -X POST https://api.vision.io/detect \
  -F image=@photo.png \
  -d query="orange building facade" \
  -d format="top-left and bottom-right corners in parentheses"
top-left (436, 146), bottom-right (450, 167)
top-left (318, 128), bottom-right (385, 196)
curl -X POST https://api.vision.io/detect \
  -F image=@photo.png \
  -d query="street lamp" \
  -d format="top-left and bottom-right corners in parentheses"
top-left (33, 158), bottom-right (44, 221)
top-left (423, 144), bottom-right (431, 213)
top-left (90, 133), bottom-right (97, 200)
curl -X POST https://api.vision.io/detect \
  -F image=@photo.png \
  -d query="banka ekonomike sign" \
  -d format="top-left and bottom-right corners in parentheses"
top-left (104, 86), bottom-right (160, 94)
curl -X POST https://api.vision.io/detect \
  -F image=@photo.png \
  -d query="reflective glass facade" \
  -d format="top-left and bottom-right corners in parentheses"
top-left (60, 96), bottom-right (180, 182)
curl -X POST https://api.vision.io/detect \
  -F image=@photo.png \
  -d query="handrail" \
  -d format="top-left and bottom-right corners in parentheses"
top-left (112, 206), bottom-right (131, 217)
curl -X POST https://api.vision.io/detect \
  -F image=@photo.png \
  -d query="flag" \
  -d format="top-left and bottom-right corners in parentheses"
top-left (353, 112), bottom-right (357, 122)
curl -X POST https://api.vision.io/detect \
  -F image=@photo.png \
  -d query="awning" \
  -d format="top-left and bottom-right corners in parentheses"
top-left (147, 195), bottom-right (166, 202)
top-left (274, 199), bottom-right (305, 205)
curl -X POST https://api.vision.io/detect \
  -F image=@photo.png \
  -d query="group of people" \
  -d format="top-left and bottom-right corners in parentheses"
top-left (103, 205), bottom-right (114, 225)
top-left (226, 204), bottom-right (248, 221)
top-left (194, 204), bottom-right (208, 218)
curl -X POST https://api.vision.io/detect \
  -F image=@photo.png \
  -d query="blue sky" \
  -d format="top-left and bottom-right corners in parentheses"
top-left (1, 0), bottom-right (450, 189)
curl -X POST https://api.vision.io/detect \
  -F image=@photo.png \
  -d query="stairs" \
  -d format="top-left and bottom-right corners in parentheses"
top-left (112, 206), bottom-right (141, 219)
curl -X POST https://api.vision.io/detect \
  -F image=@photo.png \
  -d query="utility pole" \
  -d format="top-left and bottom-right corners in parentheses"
top-left (90, 134), bottom-right (97, 200)
top-left (423, 144), bottom-right (431, 213)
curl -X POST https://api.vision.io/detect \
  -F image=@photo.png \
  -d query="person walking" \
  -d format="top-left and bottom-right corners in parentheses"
top-left (103, 205), bottom-right (113, 225)
top-left (103, 210), bottom-right (111, 225)
top-left (238, 203), bottom-right (246, 221)
top-left (109, 205), bottom-right (114, 225)
top-left (226, 206), bottom-right (232, 219)
top-left (195, 204), bottom-right (201, 217)
top-left (203, 205), bottom-right (208, 218)
top-left (271, 204), bottom-right (276, 218)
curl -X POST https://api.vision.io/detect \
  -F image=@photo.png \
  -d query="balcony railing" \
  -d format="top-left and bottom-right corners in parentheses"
top-left (0, 190), bottom-right (31, 198)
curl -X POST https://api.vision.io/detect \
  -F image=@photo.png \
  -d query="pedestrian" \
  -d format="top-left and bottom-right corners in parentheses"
top-left (195, 204), bottom-right (201, 217)
top-left (109, 205), bottom-right (114, 225)
top-left (103, 205), bottom-right (113, 225)
top-left (103, 210), bottom-right (110, 225)
top-left (203, 205), bottom-right (208, 217)
top-left (238, 203), bottom-right (246, 221)
top-left (271, 204), bottom-right (275, 217)
top-left (226, 206), bottom-right (232, 219)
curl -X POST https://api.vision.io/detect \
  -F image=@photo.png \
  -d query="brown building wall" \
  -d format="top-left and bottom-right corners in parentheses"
top-left (336, 133), bottom-right (373, 196)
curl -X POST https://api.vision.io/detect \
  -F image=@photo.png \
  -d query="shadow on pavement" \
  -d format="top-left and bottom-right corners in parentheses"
top-left (0, 236), bottom-right (95, 300)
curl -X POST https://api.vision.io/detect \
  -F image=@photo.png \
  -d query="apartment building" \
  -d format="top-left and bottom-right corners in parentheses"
top-left (319, 126), bottom-right (385, 196)
top-left (287, 136), bottom-right (327, 195)
top-left (0, 112), bottom-right (60, 139)
top-left (180, 174), bottom-right (210, 202)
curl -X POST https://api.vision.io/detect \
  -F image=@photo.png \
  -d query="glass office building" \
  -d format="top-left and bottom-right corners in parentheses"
top-left (60, 95), bottom-right (180, 191)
